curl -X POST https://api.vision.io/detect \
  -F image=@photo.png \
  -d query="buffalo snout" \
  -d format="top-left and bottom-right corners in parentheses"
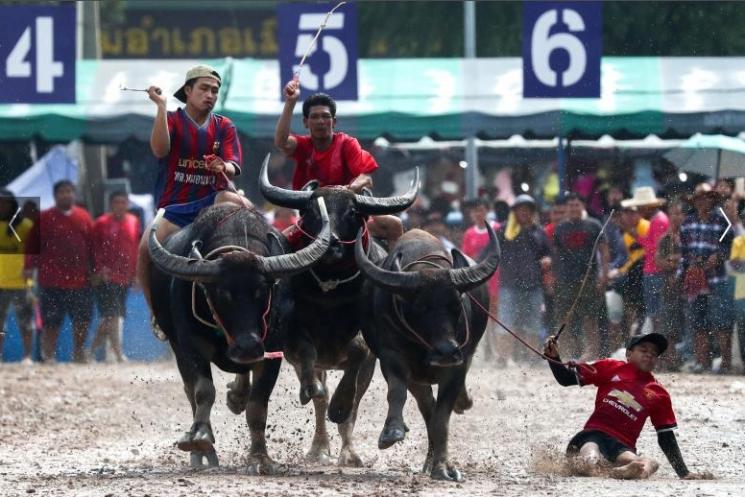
top-left (228, 335), bottom-right (265, 364)
top-left (426, 340), bottom-right (464, 367)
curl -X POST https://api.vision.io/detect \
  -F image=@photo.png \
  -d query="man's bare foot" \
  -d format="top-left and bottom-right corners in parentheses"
top-left (610, 460), bottom-right (645, 479)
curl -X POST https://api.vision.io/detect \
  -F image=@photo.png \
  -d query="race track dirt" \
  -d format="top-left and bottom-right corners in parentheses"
top-left (1, 358), bottom-right (743, 497)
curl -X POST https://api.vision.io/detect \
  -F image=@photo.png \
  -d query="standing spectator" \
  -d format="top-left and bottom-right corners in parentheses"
top-left (613, 206), bottom-right (649, 338)
top-left (0, 190), bottom-right (34, 363)
top-left (24, 181), bottom-right (93, 363)
top-left (543, 198), bottom-right (568, 334)
top-left (622, 187), bottom-right (669, 334)
top-left (729, 209), bottom-right (745, 370)
top-left (553, 193), bottom-right (609, 360)
top-left (88, 191), bottom-right (140, 363)
top-left (656, 199), bottom-right (686, 370)
top-left (680, 183), bottom-right (734, 374)
top-left (497, 195), bottom-right (551, 364)
top-left (462, 198), bottom-right (500, 362)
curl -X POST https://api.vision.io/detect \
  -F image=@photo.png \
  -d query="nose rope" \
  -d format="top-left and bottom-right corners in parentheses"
top-left (466, 293), bottom-right (596, 375)
top-left (189, 243), bottom-right (281, 359)
top-left (390, 254), bottom-right (471, 352)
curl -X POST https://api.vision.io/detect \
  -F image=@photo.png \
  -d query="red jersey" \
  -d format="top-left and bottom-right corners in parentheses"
top-left (156, 108), bottom-right (242, 208)
top-left (291, 132), bottom-right (378, 190)
top-left (25, 206), bottom-right (93, 289)
top-left (577, 359), bottom-right (678, 450)
top-left (461, 222), bottom-right (501, 297)
top-left (92, 212), bottom-right (140, 286)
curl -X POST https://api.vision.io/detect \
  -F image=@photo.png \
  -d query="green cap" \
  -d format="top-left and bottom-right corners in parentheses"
top-left (173, 65), bottom-right (221, 103)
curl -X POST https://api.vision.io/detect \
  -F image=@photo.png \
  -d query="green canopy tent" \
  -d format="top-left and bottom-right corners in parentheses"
top-left (2, 57), bottom-right (745, 142)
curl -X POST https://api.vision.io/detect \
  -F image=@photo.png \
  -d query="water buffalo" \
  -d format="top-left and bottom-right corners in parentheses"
top-left (258, 154), bottom-right (418, 465)
top-left (148, 200), bottom-right (330, 470)
top-left (355, 225), bottom-right (500, 481)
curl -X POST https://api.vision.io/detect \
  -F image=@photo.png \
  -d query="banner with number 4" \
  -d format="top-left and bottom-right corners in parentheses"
top-left (0, 4), bottom-right (76, 104)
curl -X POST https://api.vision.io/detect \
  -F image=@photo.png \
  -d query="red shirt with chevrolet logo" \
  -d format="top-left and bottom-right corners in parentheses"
top-left (578, 359), bottom-right (677, 450)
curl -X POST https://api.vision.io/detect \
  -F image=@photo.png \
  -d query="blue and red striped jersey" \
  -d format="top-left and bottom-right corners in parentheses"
top-left (155, 108), bottom-right (243, 208)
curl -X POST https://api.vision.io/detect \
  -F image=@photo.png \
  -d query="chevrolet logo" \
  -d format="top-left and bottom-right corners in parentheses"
top-left (8, 207), bottom-right (21, 242)
top-left (608, 389), bottom-right (643, 412)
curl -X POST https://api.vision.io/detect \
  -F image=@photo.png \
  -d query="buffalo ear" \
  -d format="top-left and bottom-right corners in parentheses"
top-left (301, 180), bottom-right (320, 192)
top-left (451, 249), bottom-right (470, 269)
top-left (266, 232), bottom-right (287, 257)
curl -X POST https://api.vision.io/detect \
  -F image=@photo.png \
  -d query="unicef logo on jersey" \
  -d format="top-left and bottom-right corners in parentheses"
top-left (277, 2), bottom-right (359, 101)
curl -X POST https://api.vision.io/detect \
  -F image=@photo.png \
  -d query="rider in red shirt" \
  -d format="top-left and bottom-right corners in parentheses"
top-left (274, 79), bottom-right (403, 246)
top-left (544, 333), bottom-right (711, 480)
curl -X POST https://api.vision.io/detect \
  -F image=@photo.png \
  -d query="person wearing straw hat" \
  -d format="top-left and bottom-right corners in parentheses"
top-left (543, 332), bottom-right (713, 480)
top-left (621, 187), bottom-right (669, 336)
top-left (137, 65), bottom-right (252, 337)
top-left (680, 183), bottom-right (734, 373)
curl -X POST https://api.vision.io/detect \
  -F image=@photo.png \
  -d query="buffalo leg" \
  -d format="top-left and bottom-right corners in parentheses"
top-left (427, 370), bottom-right (466, 482)
top-left (408, 382), bottom-right (436, 472)
top-left (337, 350), bottom-right (375, 467)
top-left (378, 355), bottom-right (411, 449)
top-left (328, 336), bottom-right (369, 424)
top-left (296, 367), bottom-right (332, 464)
top-left (246, 360), bottom-right (282, 475)
top-left (289, 333), bottom-right (326, 404)
top-left (226, 373), bottom-right (251, 415)
top-left (173, 352), bottom-right (219, 467)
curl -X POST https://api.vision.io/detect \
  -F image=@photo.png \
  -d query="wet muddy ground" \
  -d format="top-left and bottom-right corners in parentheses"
top-left (1, 359), bottom-right (743, 496)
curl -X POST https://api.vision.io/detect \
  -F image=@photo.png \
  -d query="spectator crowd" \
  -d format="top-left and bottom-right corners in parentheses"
top-left (1, 176), bottom-right (745, 375)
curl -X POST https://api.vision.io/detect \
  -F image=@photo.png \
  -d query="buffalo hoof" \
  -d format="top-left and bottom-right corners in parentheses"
top-left (453, 387), bottom-right (473, 415)
top-left (247, 454), bottom-right (281, 476)
top-left (431, 463), bottom-right (464, 482)
top-left (177, 423), bottom-right (215, 453)
top-left (378, 423), bottom-right (406, 450)
top-left (327, 392), bottom-right (354, 425)
top-left (338, 447), bottom-right (364, 467)
top-left (226, 381), bottom-right (249, 415)
top-left (305, 444), bottom-right (332, 465)
top-left (299, 382), bottom-right (326, 406)
top-left (190, 449), bottom-right (219, 468)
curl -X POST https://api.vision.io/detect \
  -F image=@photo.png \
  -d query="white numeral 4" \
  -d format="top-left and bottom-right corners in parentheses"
top-left (5, 17), bottom-right (64, 94)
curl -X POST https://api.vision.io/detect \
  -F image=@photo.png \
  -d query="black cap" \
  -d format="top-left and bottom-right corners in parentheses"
top-left (626, 333), bottom-right (668, 356)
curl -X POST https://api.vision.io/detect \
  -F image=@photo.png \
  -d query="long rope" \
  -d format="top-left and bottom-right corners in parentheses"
top-left (293, 2), bottom-right (348, 82)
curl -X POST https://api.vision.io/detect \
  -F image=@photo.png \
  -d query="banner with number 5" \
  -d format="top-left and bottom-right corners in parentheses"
top-left (0, 4), bottom-right (76, 104)
top-left (523, 1), bottom-right (602, 98)
top-left (277, 2), bottom-right (358, 101)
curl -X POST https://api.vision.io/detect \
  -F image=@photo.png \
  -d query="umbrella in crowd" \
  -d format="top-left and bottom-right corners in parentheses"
top-left (663, 133), bottom-right (745, 180)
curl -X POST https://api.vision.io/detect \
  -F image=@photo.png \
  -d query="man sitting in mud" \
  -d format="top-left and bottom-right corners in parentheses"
top-left (543, 333), bottom-right (712, 480)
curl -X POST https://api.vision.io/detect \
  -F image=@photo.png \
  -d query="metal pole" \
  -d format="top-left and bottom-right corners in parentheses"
top-left (464, 1), bottom-right (479, 199)
top-left (557, 136), bottom-right (566, 196)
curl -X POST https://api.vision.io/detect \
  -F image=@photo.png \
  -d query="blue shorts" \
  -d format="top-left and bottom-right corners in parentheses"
top-left (643, 273), bottom-right (665, 318)
top-left (498, 286), bottom-right (544, 336)
top-left (163, 191), bottom-right (219, 228)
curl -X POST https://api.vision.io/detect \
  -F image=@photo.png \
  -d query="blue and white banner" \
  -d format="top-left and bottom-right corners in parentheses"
top-left (523, 1), bottom-right (602, 98)
top-left (277, 2), bottom-right (358, 100)
top-left (0, 4), bottom-right (76, 103)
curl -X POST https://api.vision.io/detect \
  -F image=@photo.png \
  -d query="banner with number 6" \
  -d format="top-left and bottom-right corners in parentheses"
top-left (0, 4), bottom-right (76, 104)
top-left (523, 1), bottom-right (602, 98)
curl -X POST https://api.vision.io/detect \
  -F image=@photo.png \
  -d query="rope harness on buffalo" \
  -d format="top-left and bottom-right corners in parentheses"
top-left (188, 241), bottom-right (282, 360)
top-left (390, 253), bottom-right (595, 375)
top-left (390, 255), bottom-right (471, 352)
